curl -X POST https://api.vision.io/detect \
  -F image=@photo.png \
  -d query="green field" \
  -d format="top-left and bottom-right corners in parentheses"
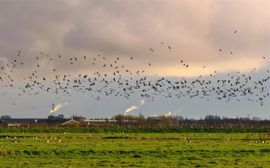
top-left (1, 132), bottom-right (270, 167)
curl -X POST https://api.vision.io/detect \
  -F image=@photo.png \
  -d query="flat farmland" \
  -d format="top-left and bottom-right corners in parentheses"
top-left (0, 132), bottom-right (270, 167)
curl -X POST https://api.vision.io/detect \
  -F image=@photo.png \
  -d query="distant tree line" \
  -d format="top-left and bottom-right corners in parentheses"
top-left (108, 114), bottom-right (269, 129)
top-left (1, 114), bottom-right (270, 132)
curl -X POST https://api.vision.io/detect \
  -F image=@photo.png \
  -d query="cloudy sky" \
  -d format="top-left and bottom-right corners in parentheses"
top-left (0, 0), bottom-right (270, 119)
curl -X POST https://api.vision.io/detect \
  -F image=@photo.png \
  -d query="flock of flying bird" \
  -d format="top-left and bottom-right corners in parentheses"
top-left (0, 30), bottom-right (270, 112)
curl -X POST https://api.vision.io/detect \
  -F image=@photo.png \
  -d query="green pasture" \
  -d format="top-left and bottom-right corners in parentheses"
top-left (0, 132), bottom-right (270, 167)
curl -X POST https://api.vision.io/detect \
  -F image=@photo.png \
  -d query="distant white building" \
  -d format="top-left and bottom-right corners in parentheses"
top-left (252, 117), bottom-right (261, 121)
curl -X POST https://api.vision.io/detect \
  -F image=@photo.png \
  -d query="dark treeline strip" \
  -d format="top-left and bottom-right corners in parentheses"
top-left (0, 127), bottom-right (270, 133)
top-left (1, 115), bottom-right (270, 133)
top-left (1, 148), bottom-right (269, 157)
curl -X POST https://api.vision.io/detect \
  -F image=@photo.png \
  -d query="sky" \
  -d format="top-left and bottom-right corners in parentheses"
top-left (0, 0), bottom-right (270, 119)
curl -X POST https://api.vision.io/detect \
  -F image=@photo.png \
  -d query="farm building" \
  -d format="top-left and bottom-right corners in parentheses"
top-left (60, 119), bottom-right (80, 127)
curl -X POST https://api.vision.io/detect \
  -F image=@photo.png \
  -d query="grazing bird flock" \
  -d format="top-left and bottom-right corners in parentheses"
top-left (0, 31), bottom-right (270, 114)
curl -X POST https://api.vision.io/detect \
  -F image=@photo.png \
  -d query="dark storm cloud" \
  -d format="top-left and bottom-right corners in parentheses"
top-left (207, 0), bottom-right (270, 56)
top-left (0, 0), bottom-right (269, 75)
top-left (0, 0), bottom-right (270, 119)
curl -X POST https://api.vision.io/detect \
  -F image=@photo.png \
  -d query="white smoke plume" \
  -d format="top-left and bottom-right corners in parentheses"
top-left (140, 100), bottom-right (145, 106)
top-left (49, 102), bottom-right (68, 114)
top-left (125, 100), bottom-right (145, 115)
top-left (124, 105), bottom-right (138, 114)
top-left (164, 111), bottom-right (172, 117)
top-left (124, 100), bottom-right (145, 116)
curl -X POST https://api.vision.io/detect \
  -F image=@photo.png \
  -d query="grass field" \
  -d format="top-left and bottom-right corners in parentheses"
top-left (1, 132), bottom-right (270, 167)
